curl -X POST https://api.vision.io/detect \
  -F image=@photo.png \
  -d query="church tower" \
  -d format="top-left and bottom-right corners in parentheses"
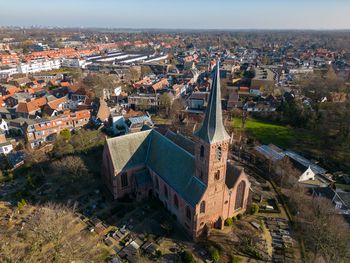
top-left (194, 62), bottom-right (230, 188)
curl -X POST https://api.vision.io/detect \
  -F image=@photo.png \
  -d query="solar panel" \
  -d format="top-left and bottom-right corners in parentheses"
top-left (285, 150), bottom-right (326, 175)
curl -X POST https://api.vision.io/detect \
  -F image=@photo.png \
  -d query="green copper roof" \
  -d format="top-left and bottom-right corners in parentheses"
top-left (106, 130), bottom-right (152, 173)
top-left (194, 63), bottom-right (230, 144)
top-left (105, 129), bottom-right (206, 207)
top-left (146, 130), bottom-right (206, 206)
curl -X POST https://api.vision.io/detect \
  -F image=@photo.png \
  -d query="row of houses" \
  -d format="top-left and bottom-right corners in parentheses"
top-left (255, 144), bottom-right (350, 217)
top-left (0, 73), bottom-right (94, 153)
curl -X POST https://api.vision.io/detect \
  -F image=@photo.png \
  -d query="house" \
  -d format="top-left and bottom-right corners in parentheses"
top-left (250, 86), bottom-right (262, 96)
top-left (186, 92), bottom-right (210, 112)
top-left (42, 96), bottom-right (68, 117)
top-left (313, 187), bottom-right (350, 215)
top-left (151, 78), bottom-right (169, 92)
top-left (0, 107), bottom-right (11, 119)
top-left (108, 109), bottom-right (153, 135)
top-left (0, 130), bottom-right (13, 155)
top-left (251, 68), bottom-right (276, 93)
top-left (102, 64), bottom-right (251, 239)
top-left (6, 151), bottom-right (25, 168)
top-left (227, 93), bottom-right (242, 109)
top-left (9, 77), bottom-right (31, 87)
top-left (71, 88), bottom-right (89, 102)
top-left (24, 109), bottom-right (91, 148)
top-left (125, 115), bottom-right (154, 133)
top-left (0, 118), bottom-right (9, 134)
top-left (298, 166), bottom-right (316, 182)
top-left (95, 98), bottom-right (110, 124)
top-left (0, 84), bottom-right (21, 96)
top-left (15, 97), bottom-right (47, 118)
top-left (255, 145), bottom-right (332, 188)
top-left (243, 101), bottom-right (276, 112)
top-left (128, 94), bottom-right (158, 110)
top-left (5, 93), bottom-right (31, 107)
top-left (285, 150), bottom-right (327, 176)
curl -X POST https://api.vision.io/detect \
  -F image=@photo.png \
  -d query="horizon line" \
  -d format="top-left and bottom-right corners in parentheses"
top-left (1, 25), bottom-right (350, 31)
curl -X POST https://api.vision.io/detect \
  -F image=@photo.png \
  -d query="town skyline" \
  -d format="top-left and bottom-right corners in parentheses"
top-left (1, 0), bottom-right (350, 30)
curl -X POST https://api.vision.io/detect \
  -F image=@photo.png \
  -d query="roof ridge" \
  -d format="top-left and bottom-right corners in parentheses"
top-left (151, 129), bottom-right (194, 158)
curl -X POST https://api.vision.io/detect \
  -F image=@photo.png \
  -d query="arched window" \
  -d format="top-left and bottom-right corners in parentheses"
top-left (186, 206), bottom-right (191, 221)
top-left (155, 177), bottom-right (159, 190)
top-left (214, 170), bottom-right (220, 180)
top-left (234, 181), bottom-right (246, 210)
top-left (200, 145), bottom-right (204, 158)
top-left (174, 194), bottom-right (179, 209)
top-left (216, 146), bottom-right (222, 161)
top-left (200, 201), bottom-right (206, 213)
top-left (164, 185), bottom-right (168, 199)
top-left (121, 172), bottom-right (128, 187)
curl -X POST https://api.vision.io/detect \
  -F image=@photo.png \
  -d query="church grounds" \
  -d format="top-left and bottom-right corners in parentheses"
top-left (0, 144), bottom-right (302, 262)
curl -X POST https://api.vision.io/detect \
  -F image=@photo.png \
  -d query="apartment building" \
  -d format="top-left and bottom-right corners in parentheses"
top-left (17, 59), bottom-right (61, 74)
top-left (25, 109), bottom-right (91, 148)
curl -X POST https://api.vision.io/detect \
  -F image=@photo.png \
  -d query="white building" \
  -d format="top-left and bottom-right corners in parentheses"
top-left (298, 166), bottom-right (316, 182)
top-left (61, 58), bottom-right (90, 69)
top-left (0, 119), bottom-right (9, 134)
top-left (0, 130), bottom-right (12, 155)
top-left (0, 66), bottom-right (18, 78)
top-left (0, 141), bottom-right (13, 155)
top-left (17, 59), bottom-right (61, 74)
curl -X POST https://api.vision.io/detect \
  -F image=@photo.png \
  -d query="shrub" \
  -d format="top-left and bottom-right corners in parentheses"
top-left (237, 213), bottom-right (243, 220)
top-left (232, 216), bottom-right (237, 221)
top-left (181, 250), bottom-right (194, 263)
top-left (224, 217), bottom-right (233, 226)
top-left (230, 255), bottom-right (242, 263)
top-left (60, 128), bottom-right (71, 141)
top-left (17, 198), bottom-right (27, 209)
top-left (155, 250), bottom-right (162, 258)
top-left (251, 203), bottom-right (259, 215)
top-left (210, 248), bottom-right (220, 262)
top-left (15, 142), bottom-right (24, 151)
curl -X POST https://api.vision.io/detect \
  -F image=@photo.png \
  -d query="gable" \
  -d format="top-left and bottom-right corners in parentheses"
top-left (106, 130), bottom-right (152, 174)
top-left (225, 163), bottom-right (247, 189)
top-left (105, 129), bottom-right (206, 207)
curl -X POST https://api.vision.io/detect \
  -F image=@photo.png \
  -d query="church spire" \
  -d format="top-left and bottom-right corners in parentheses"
top-left (195, 62), bottom-right (230, 144)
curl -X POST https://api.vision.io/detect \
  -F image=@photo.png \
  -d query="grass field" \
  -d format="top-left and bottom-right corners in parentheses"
top-left (232, 117), bottom-right (296, 148)
top-left (232, 117), bottom-right (350, 171)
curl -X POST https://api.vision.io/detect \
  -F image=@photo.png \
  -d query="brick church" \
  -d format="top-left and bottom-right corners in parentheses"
top-left (102, 63), bottom-right (251, 239)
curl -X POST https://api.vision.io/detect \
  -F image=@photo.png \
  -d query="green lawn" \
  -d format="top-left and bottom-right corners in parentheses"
top-left (232, 117), bottom-right (350, 171)
top-left (232, 117), bottom-right (296, 148)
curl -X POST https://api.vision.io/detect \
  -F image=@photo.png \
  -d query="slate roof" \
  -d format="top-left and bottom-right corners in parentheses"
top-left (255, 144), bottom-right (285, 162)
top-left (164, 130), bottom-right (195, 154)
top-left (105, 129), bottom-right (206, 207)
top-left (106, 130), bottom-right (152, 173)
top-left (285, 150), bottom-right (326, 175)
top-left (146, 130), bottom-right (206, 206)
top-left (226, 163), bottom-right (244, 189)
top-left (194, 63), bottom-right (230, 143)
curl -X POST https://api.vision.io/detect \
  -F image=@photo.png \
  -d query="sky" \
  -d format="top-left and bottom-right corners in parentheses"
top-left (0, 0), bottom-right (349, 30)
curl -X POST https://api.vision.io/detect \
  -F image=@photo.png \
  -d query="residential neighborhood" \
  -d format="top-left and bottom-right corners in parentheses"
top-left (0, 2), bottom-right (350, 262)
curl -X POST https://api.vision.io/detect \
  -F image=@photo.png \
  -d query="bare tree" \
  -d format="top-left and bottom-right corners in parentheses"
top-left (0, 203), bottom-right (105, 263)
top-left (170, 97), bottom-right (186, 124)
top-left (272, 157), bottom-right (298, 188)
top-left (50, 156), bottom-right (89, 184)
top-left (286, 186), bottom-right (350, 263)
